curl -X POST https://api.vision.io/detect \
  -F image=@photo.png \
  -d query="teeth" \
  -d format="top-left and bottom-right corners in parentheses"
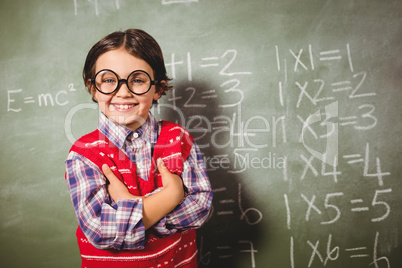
top-left (115, 104), bottom-right (135, 110)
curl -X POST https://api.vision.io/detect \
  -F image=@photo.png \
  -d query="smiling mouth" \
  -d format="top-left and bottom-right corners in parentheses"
top-left (112, 104), bottom-right (138, 110)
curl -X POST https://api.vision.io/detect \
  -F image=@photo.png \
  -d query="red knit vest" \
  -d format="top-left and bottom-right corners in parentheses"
top-left (69, 121), bottom-right (197, 268)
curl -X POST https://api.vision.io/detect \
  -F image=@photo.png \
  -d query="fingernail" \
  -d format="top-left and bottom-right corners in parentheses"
top-left (102, 164), bottom-right (109, 170)
top-left (157, 158), bottom-right (163, 165)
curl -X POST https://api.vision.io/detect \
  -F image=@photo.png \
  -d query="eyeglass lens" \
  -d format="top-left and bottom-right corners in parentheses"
top-left (94, 70), bottom-right (153, 95)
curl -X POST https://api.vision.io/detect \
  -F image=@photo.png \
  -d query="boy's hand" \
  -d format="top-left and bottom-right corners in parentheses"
top-left (157, 158), bottom-right (185, 203)
top-left (102, 164), bottom-right (139, 202)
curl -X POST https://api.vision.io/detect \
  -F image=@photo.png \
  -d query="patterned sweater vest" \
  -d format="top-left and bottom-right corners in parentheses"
top-left (69, 121), bottom-right (197, 268)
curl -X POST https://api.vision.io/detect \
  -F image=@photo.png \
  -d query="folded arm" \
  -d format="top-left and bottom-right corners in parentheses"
top-left (102, 143), bottom-right (213, 236)
top-left (152, 143), bottom-right (213, 235)
top-left (66, 152), bottom-right (146, 250)
top-left (104, 158), bottom-right (186, 230)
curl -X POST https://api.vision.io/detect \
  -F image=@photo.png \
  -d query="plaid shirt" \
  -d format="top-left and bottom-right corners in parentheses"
top-left (65, 112), bottom-right (212, 250)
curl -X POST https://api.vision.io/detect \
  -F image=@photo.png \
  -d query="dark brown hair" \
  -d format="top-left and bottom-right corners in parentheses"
top-left (83, 29), bottom-right (172, 102)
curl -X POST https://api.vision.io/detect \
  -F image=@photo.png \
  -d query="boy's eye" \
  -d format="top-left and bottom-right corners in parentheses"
top-left (104, 78), bottom-right (116, 84)
top-left (131, 78), bottom-right (144, 84)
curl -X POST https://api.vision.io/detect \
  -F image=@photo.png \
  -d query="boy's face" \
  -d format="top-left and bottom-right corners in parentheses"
top-left (93, 48), bottom-right (160, 131)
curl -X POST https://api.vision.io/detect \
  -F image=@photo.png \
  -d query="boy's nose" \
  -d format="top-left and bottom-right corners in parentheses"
top-left (115, 81), bottom-right (132, 97)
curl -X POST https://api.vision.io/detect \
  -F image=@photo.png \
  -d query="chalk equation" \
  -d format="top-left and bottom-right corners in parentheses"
top-left (290, 232), bottom-right (390, 268)
top-left (284, 188), bottom-right (392, 228)
top-left (7, 83), bottom-right (77, 112)
top-left (280, 143), bottom-right (391, 186)
top-left (165, 49), bottom-right (251, 109)
top-left (275, 44), bottom-right (377, 108)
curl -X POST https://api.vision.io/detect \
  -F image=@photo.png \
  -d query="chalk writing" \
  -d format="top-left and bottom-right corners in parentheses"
top-left (290, 232), bottom-right (390, 268)
top-left (287, 143), bottom-right (391, 185)
top-left (211, 184), bottom-right (263, 226)
top-left (7, 83), bottom-right (76, 112)
top-left (284, 188), bottom-right (392, 227)
top-left (199, 236), bottom-right (258, 268)
top-left (165, 49), bottom-right (251, 110)
top-left (275, 43), bottom-right (354, 73)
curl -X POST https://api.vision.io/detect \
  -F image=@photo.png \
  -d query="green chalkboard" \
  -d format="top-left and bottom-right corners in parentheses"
top-left (1, 0), bottom-right (401, 267)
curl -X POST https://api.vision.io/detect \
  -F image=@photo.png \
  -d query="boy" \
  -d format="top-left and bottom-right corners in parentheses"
top-left (65, 29), bottom-right (212, 267)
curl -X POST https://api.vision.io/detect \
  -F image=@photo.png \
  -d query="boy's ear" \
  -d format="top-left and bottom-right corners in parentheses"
top-left (156, 80), bottom-right (167, 96)
top-left (87, 79), bottom-right (98, 102)
top-left (86, 79), bottom-right (93, 89)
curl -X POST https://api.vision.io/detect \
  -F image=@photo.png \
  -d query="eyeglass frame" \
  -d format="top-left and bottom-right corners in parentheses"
top-left (91, 69), bottom-right (157, 95)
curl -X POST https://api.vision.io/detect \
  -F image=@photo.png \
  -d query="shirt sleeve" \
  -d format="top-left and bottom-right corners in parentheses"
top-left (152, 142), bottom-right (213, 235)
top-left (65, 151), bottom-right (146, 250)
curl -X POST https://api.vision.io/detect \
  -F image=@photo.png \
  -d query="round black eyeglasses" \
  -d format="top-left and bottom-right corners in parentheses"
top-left (91, 69), bottom-right (157, 95)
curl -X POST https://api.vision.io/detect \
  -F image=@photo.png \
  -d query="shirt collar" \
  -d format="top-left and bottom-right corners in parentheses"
top-left (98, 112), bottom-right (158, 149)
top-left (133, 112), bottom-right (159, 144)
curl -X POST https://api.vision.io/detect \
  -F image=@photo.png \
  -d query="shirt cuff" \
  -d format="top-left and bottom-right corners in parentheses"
top-left (152, 216), bottom-right (178, 236)
top-left (111, 198), bottom-right (146, 250)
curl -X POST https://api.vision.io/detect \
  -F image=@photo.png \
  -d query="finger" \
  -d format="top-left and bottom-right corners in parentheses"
top-left (157, 158), bottom-right (170, 174)
top-left (102, 164), bottom-right (118, 182)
